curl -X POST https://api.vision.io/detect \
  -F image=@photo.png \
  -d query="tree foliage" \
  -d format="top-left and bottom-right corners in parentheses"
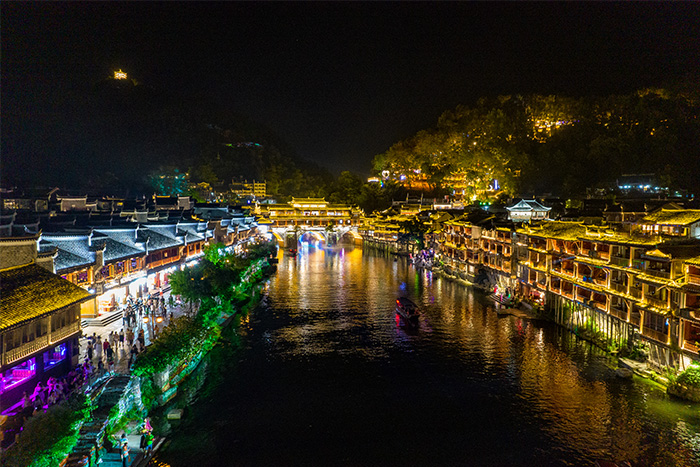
top-left (372, 86), bottom-right (700, 197)
top-left (4, 394), bottom-right (91, 467)
top-left (135, 240), bottom-right (276, 376)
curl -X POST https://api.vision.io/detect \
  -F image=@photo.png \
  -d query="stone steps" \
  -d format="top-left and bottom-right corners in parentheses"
top-left (83, 310), bottom-right (123, 328)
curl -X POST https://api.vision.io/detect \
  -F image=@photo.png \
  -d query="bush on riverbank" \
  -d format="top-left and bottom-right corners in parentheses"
top-left (131, 316), bottom-right (221, 378)
top-left (133, 241), bottom-right (276, 407)
top-left (668, 364), bottom-right (700, 402)
top-left (3, 394), bottom-right (91, 467)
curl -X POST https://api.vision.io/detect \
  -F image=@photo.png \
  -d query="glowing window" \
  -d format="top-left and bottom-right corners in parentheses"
top-left (43, 343), bottom-right (67, 370)
top-left (1, 358), bottom-right (36, 394)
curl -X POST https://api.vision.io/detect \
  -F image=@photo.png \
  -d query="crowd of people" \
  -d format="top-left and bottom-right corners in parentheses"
top-left (18, 293), bottom-right (179, 421)
top-left (20, 361), bottom-right (94, 419)
top-left (83, 293), bottom-right (173, 372)
top-left (113, 416), bottom-right (155, 466)
top-left (4, 291), bottom-right (181, 461)
top-left (122, 294), bottom-right (171, 331)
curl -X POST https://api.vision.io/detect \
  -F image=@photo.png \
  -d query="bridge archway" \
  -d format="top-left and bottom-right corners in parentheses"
top-left (338, 230), bottom-right (362, 245)
top-left (299, 231), bottom-right (326, 244)
top-left (270, 231), bottom-right (284, 245)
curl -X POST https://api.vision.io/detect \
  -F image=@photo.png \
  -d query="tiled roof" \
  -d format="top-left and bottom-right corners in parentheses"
top-left (520, 221), bottom-right (586, 240)
top-left (687, 256), bottom-right (700, 266)
top-left (40, 233), bottom-right (95, 271)
top-left (655, 244), bottom-right (700, 260)
top-left (507, 199), bottom-right (552, 212)
top-left (53, 248), bottom-right (90, 271)
top-left (93, 228), bottom-right (143, 251)
top-left (1, 263), bottom-right (93, 331)
top-left (139, 226), bottom-right (182, 250)
top-left (642, 209), bottom-right (700, 226)
top-left (92, 235), bottom-right (144, 262)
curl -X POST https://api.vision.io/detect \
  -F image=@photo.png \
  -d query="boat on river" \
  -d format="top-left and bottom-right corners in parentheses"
top-left (395, 297), bottom-right (420, 326)
top-left (489, 293), bottom-right (515, 307)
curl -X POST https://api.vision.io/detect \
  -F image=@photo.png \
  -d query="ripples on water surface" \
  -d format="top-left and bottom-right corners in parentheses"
top-left (159, 247), bottom-right (700, 466)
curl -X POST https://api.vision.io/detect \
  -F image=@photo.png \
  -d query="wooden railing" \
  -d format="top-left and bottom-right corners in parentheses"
top-left (147, 256), bottom-right (180, 269)
top-left (609, 256), bottom-right (630, 267)
top-left (688, 275), bottom-right (700, 286)
top-left (50, 321), bottom-right (80, 344)
top-left (609, 306), bottom-right (628, 320)
top-left (645, 269), bottom-right (671, 280)
top-left (611, 282), bottom-right (628, 294)
top-left (642, 327), bottom-right (669, 344)
top-left (3, 335), bottom-right (49, 365)
top-left (645, 296), bottom-right (668, 309)
top-left (683, 340), bottom-right (699, 354)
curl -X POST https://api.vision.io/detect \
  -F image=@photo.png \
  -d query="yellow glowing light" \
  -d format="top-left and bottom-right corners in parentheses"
top-left (114, 69), bottom-right (128, 80)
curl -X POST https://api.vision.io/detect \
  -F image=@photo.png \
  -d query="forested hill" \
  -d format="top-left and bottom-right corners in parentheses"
top-left (372, 84), bottom-right (700, 197)
top-left (4, 75), bottom-right (332, 196)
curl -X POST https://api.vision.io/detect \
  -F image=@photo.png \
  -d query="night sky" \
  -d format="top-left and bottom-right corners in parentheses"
top-left (3, 2), bottom-right (700, 180)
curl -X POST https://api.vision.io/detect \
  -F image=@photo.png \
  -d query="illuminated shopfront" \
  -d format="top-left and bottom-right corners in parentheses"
top-left (0, 358), bottom-right (36, 394)
top-left (42, 343), bottom-right (68, 370)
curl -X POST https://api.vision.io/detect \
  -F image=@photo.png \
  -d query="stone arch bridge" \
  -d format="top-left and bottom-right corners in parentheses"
top-left (269, 225), bottom-right (362, 248)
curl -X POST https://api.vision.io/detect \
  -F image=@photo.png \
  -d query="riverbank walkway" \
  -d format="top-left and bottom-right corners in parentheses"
top-left (2, 289), bottom-right (191, 466)
top-left (79, 288), bottom-right (193, 375)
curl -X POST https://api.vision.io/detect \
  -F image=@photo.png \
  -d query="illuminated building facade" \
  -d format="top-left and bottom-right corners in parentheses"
top-left (0, 236), bottom-right (92, 415)
top-left (399, 206), bottom-right (700, 370)
top-left (256, 198), bottom-right (362, 246)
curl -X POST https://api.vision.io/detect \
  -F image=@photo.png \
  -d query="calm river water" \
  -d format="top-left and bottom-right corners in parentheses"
top-left (157, 247), bottom-right (700, 466)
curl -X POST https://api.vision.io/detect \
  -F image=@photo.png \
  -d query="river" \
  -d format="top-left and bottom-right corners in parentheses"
top-left (156, 246), bottom-right (700, 466)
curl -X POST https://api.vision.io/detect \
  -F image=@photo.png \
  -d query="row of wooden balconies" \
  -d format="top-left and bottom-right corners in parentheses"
top-left (2, 321), bottom-right (80, 366)
top-left (530, 272), bottom-right (700, 353)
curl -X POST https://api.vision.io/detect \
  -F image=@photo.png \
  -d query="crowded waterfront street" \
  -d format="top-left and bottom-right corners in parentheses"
top-left (156, 246), bottom-right (700, 467)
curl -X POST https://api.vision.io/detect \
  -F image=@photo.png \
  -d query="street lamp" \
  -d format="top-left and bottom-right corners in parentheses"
top-left (143, 315), bottom-right (154, 341)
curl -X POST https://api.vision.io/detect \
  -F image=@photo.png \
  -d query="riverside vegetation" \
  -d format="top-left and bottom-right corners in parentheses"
top-left (2, 241), bottom-right (277, 467)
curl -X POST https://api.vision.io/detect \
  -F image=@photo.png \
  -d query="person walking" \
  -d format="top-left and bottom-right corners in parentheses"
top-left (87, 341), bottom-right (93, 361)
top-left (111, 331), bottom-right (118, 350)
top-left (138, 328), bottom-right (145, 349)
top-left (143, 430), bottom-right (154, 457)
top-left (126, 328), bottom-right (134, 348)
top-left (120, 440), bottom-right (130, 467)
top-left (106, 343), bottom-right (114, 365)
top-left (119, 329), bottom-right (125, 349)
top-left (129, 344), bottom-right (139, 368)
top-left (95, 336), bottom-right (103, 362)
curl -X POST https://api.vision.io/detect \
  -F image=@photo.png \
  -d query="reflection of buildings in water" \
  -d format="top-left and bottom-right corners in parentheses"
top-left (517, 328), bottom-right (626, 460)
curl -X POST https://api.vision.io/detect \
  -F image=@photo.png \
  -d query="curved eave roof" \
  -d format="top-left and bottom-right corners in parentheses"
top-left (642, 210), bottom-right (700, 226)
top-left (1, 263), bottom-right (93, 331)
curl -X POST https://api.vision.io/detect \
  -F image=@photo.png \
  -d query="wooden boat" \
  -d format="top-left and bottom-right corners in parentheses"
top-left (395, 297), bottom-right (420, 326)
top-left (489, 293), bottom-right (515, 306)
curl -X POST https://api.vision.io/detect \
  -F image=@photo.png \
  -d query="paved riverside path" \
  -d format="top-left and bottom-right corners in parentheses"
top-left (79, 288), bottom-right (193, 375)
top-left (73, 291), bottom-right (190, 465)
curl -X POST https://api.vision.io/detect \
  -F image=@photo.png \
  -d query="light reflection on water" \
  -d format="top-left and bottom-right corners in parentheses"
top-left (160, 247), bottom-right (700, 467)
